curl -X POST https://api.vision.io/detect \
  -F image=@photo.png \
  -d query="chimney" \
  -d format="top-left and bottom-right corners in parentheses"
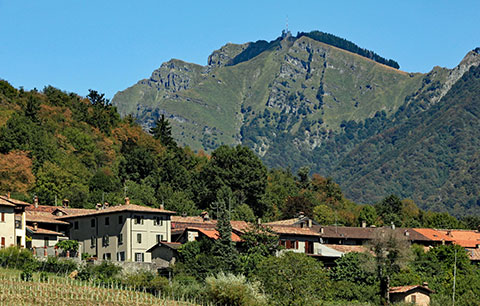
top-left (62, 199), bottom-right (69, 208)
top-left (391, 222), bottom-right (395, 230)
top-left (257, 218), bottom-right (262, 225)
top-left (298, 211), bottom-right (305, 219)
top-left (422, 282), bottom-right (428, 288)
top-left (104, 202), bottom-right (109, 208)
top-left (320, 227), bottom-right (324, 234)
top-left (308, 219), bottom-right (312, 228)
top-left (7, 192), bottom-right (10, 199)
top-left (34, 196), bottom-right (39, 208)
top-left (160, 204), bottom-right (164, 210)
top-left (33, 222), bottom-right (38, 231)
top-left (200, 211), bottom-right (210, 221)
top-left (96, 203), bottom-right (102, 210)
top-left (362, 221), bottom-right (367, 228)
top-left (124, 197), bottom-right (130, 205)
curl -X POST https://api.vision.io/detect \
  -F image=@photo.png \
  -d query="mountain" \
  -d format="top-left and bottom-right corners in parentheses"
top-left (112, 31), bottom-right (480, 216)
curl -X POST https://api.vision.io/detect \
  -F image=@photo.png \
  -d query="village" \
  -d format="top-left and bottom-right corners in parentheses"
top-left (2, 192), bottom-right (480, 305)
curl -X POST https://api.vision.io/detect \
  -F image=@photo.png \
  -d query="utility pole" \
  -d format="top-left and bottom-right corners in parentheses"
top-left (453, 248), bottom-right (457, 306)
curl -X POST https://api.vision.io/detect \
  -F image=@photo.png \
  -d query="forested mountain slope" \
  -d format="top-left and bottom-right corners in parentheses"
top-left (112, 31), bottom-right (480, 215)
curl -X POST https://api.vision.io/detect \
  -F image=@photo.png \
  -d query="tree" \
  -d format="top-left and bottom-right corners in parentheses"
top-left (200, 145), bottom-right (267, 216)
top-left (358, 205), bottom-right (378, 227)
top-left (256, 252), bottom-right (331, 305)
top-left (375, 194), bottom-right (403, 226)
top-left (150, 114), bottom-right (176, 148)
top-left (239, 224), bottom-right (279, 277)
top-left (368, 228), bottom-right (411, 305)
top-left (212, 187), bottom-right (239, 273)
top-left (24, 95), bottom-right (41, 122)
top-left (313, 204), bottom-right (335, 225)
top-left (0, 151), bottom-right (35, 193)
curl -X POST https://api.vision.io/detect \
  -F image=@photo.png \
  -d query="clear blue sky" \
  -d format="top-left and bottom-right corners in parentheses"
top-left (1, 1), bottom-right (479, 100)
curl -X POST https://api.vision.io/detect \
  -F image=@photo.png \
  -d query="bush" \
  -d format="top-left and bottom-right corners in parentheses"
top-left (205, 272), bottom-right (267, 306)
top-left (77, 261), bottom-right (121, 282)
top-left (0, 246), bottom-right (38, 270)
top-left (39, 271), bottom-right (49, 282)
top-left (171, 274), bottom-right (206, 301)
top-left (40, 257), bottom-right (77, 274)
top-left (123, 271), bottom-right (171, 295)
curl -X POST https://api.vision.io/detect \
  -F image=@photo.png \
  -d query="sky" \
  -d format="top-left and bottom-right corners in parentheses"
top-left (1, 1), bottom-right (479, 100)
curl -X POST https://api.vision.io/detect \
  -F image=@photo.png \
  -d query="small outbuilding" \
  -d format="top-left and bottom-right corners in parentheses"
top-left (389, 283), bottom-right (434, 306)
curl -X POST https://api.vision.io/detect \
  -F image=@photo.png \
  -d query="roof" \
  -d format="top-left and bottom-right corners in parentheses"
top-left (146, 241), bottom-right (182, 252)
top-left (171, 216), bottom-right (250, 234)
top-left (436, 229), bottom-right (480, 248)
top-left (466, 248), bottom-right (480, 261)
top-left (0, 195), bottom-right (30, 207)
top-left (267, 225), bottom-right (321, 237)
top-left (26, 225), bottom-right (64, 236)
top-left (389, 285), bottom-right (434, 294)
top-left (25, 211), bottom-right (69, 225)
top-left (57, 204), bottom-right (175, 219)
top-left (184, 227), bottom-right (243, 242)
top-left (323, 244), bottom-right (371, 255)
top-left (411, 228), bottom-right (454, 243)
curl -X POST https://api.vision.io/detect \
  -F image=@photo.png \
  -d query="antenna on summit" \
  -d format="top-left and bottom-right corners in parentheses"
top-left (282, 15), bottom-right (291, 38)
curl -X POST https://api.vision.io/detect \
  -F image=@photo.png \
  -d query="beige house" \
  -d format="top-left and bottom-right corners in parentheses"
top-left (389, 284), bottom-right (434, 306)
top-left (58, 198), bottom-right (175, 263)
top-left (0, 194), bottom-right (28, 248)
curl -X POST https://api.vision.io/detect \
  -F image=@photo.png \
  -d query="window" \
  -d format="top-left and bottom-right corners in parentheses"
top-left (91, 236), bottom-right (96, 247)
top-left (74, 221), bottom-right (79, 230)
top-left (411, 295), bottom-right (416, 303)
top-left (135, 252), bottom-right (144, 262)
top-left (134, 216), bottom-right (143, 225)
top-left (105, 217), bottom-right (109, 226)
top-left (154, 216), bottom-right (163, 226)
top-left (117, 251), bottom-right (125, 261)
top-left (15, 220), bottom-right (21, 229)
top-left (118, 233), bottom-right (123, 246)
top-left (137, 233), bottom-right (142, 244)
top-left (103, 253), bottom-right (111, 260)
top-left (44, 237), bottom-right (49, 247)
top-left (91, 219), bottom-right (95, 227)
top-left (156, 234), bottom-right (164, 244)
top-left (1, 237), bottom-right (5, 247)
top-left (102, 235), bottom-right (109, 247)
top-left (118, 215), bottom-right (123, 224)
top-left (1, 212), bottom-right (4, 222)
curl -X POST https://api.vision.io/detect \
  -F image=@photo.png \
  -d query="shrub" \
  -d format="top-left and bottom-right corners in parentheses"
top-left (0, 246), bottom-right (38, 270)
top-left (40, 256), bottom-right (77, 274)
top-left (171, 274), bottom-right (206, 301)
top-left (39, 271), bottom-right (49, 282)
top-left (205, 272), bottom-right (267, 306)
top-left (123, 271), bottom-right (171, 295)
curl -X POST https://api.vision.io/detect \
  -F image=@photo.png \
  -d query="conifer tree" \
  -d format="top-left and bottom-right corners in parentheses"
top-left (150, 114), bottom-right (176, 148)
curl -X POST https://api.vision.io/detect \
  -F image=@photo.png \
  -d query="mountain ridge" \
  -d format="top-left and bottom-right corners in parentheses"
top-left (112, 31), bottom-right (480, 216)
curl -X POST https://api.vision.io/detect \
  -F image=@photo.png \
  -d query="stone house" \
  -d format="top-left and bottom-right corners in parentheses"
top-left (389, 284), bottom-right (434, 306)
top-left (0, 194), bottom-right (28, 248)
top-left (58, 198), bottom-right (175, 263)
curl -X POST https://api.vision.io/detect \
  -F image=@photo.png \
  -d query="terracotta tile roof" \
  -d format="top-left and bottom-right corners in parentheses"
top-left (389, 285), bottom-right (434, 294)
top-left (436, 230), bottom-right (480, 248)
top-left (185, 227), bottom-right (243, 242)
top-left (267, 225), bottom-right (322, 236)
top-left (146, 241), bottom-right (182, 252)
top-left (265, 218), bottom-right (300, 226)
top-left (466, 248), bottom-right (480, 261)
top-left (171, 217), bottom-right (250, 234)
top-left (25, 211), bottom-right (69, 225)
top-left (26, 225), bottom-right (65, 236)
top-left (26, 204), bottom-right (57, 213)
top-left (0, 198), bottom-right (16, 207)
top-left (57, 204), bottom-right (175, 219)
top-left (0, 195), bottom-right (30, 206)
top-left (323, 244), bottom-right (371, 254)
top-left (411, 228), bottom-right (453, 242)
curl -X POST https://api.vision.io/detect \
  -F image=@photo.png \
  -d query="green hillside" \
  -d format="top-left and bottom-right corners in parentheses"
top-left (112, 31), bottom-right (480, 216)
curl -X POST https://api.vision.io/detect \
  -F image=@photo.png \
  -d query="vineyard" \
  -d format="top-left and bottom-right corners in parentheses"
top-left (0, 268), bottom-right (196, 305)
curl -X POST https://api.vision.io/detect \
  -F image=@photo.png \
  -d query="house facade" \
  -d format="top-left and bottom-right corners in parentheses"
top-left (59, 198), bottom-right (174, 263)
top-left (0, 194), bottom-right (28, 248)
top-left (389, 284), bottom-right (433, 306)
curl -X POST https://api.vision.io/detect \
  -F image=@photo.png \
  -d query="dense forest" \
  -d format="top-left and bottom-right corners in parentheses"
top-left (297, 30), bottom-right (400, 69)
top-left (0, 80), bottom-right (478, 229)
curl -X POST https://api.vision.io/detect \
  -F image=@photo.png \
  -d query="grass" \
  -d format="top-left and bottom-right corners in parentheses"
top-left (0, 268), bottom-right (196, 305)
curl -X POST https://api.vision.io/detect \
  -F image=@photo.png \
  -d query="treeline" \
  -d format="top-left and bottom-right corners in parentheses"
top-left (0, 80), bottom-right (477, 228)
top-left (297, 30), bottom-right (400, 69)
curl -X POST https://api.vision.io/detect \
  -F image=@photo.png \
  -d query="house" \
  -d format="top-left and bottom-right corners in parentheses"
top-left (25, 197), bottom-right (71, 250)
top-left (147, 241), bottom-right (182, 268)
top-left (0, 194), bottom-right (28, 248)
top-left (58, 198), bottom-right (175, 263)
top-left (389, 283), bottom-right (434, 306)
